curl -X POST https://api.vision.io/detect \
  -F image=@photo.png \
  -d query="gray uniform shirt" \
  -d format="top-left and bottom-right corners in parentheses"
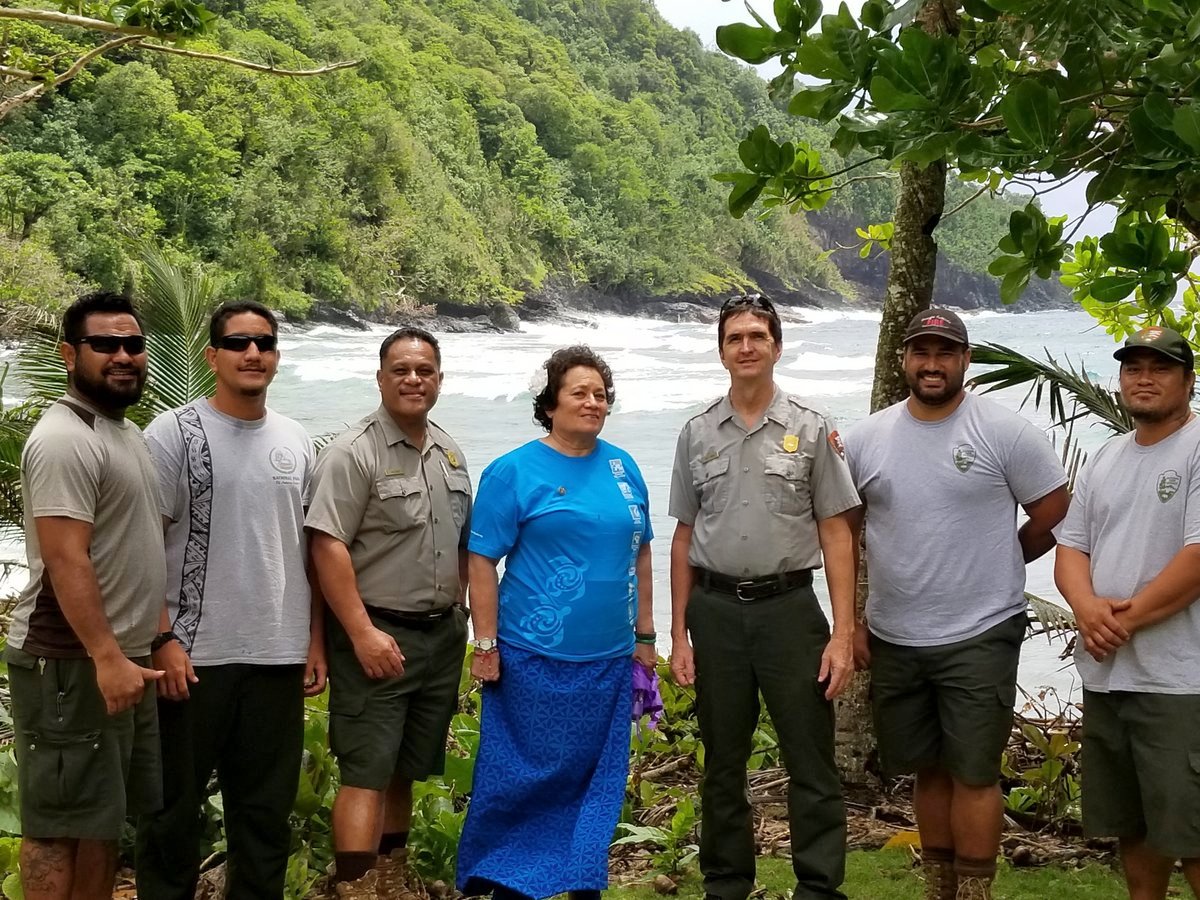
top-left (1057, 417), bottom-right (1200, 693)
top-left (10, 396), bottom-right (166, 658)
top-left (669, 388), bottom-right (860, 577)
top-left (844, 393), bottom-right (1066, 646)
top-left (305, 406), bottom-right (471, 611)
top-left (146, 399), bottom-right (315, 666)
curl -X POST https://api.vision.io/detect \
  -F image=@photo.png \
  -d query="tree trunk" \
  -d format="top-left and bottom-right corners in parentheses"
top-left (834, 0), bottom-right (957, 783)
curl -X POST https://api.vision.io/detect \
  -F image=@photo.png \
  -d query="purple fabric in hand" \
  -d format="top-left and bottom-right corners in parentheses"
top-left (631, 661), bottom-right (663, 732)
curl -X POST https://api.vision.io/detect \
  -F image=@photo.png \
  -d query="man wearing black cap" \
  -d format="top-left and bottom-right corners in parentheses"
top-left (842, 307), bottom-right (1069, 900)
top-left (1056, 326), bottom-right (1200, 900)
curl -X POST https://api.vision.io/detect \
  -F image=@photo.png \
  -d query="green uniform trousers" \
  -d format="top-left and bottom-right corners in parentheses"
top-left (135, 663), bottom-right (305, 900)
top-left (688, 582), bottom-right (847, 900)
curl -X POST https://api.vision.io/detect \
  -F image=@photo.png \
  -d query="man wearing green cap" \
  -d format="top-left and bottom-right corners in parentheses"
top-left (1056, 325), bottom-right (1200, 900)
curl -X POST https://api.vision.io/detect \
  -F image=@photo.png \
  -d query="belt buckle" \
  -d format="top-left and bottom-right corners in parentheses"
top-left (735, 580), bottom-right (757, 602)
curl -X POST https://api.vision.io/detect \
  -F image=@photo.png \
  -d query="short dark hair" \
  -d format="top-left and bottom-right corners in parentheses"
top-left (532, 345), bottom-right (615, 432)
top-left (62, 291), bottom-right (143, 344)
top-left (209, 300), bottom-right (278, 346)
top-left (717, 293), bottom-right (782, 347)
top-left (379, 326), bottom-right (441, 366)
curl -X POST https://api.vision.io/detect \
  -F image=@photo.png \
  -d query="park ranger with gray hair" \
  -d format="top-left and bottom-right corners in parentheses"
top-left (669, 293), bottom-right (860, 900)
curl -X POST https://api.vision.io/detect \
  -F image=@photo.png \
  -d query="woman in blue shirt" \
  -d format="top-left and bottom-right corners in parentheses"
top-left (457, 345), bottom-right (656, 900)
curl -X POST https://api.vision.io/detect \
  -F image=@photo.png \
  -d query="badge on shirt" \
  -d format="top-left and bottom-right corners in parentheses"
top-left (384, 467), bottom-right (405, 476)
top-left (445, 450), bottom-right (460, 468)
top-left (828, 430), bottom-right (845, 459)
top-left (782, 434), bottom-right (799, 453)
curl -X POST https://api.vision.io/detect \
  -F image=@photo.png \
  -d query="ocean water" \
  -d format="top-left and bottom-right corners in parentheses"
top-left (2, 306), bottom-right (1125, 702)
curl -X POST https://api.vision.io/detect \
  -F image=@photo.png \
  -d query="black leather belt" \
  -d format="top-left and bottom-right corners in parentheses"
top-left (366, 604), bottom-right (460, 628)
top-left (696, 568), bottom-right (813, 602)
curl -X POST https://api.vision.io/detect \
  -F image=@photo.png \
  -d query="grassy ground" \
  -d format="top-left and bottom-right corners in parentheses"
top-left (606, 849), bottom-right (1193, 899)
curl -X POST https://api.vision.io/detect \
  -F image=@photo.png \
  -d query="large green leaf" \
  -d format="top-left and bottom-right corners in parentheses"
top-left (715, 23), bottom-right (780, 65)
top-left (1000, 79), bottom-right (1061, 150)
top-left (1090, 273), bottom-right (1141, 302)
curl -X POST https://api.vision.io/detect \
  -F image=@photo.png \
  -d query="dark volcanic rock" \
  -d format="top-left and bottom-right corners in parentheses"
top-left (306, 302), bottom-right (371, 331)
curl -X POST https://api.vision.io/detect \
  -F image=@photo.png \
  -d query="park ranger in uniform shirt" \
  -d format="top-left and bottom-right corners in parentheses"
top-left (669, 293), bottom-right (860, 900)
top-left (305, 326), bottom-right (471, 895)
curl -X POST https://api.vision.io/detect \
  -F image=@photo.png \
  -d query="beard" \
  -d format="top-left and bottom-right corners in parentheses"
top-left (73, 362), bottom-right (146, 410)
top-left (1127, 399), bottom-right (1189, 424)
top-left (905, 369), bottom-right (965, 406)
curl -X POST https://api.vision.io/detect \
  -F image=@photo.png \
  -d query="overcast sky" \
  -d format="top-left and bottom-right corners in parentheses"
top-left (650, 0), bottom-right (1103, 227)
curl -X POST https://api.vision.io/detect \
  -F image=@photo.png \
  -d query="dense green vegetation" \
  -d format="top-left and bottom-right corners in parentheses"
top-left (0, 0), bottom-right (1025, 324)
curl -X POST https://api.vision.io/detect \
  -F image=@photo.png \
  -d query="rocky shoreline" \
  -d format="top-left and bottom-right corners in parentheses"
top-left (303, 261), bottom-right (1073, 337)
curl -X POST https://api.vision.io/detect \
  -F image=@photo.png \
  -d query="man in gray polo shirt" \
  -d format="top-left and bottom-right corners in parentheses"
top-left (669, 294), bottom-right (860, 900)
top-left (7, 291), bottom-right (166, 900)
top-left (306, 326), bottom-right (470, 892)
top-left (1056, 326), bottom-right (1200, 900)
top-left (842, 308), bottom-right (1067, 900)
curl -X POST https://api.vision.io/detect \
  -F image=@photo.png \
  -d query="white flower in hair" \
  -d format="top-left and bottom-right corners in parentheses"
top-left (528, 364), bottom-right (549, 397)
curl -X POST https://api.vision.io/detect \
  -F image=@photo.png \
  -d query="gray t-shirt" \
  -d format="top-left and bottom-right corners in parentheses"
top-left (844, 392), bottom-right (1066, 646)
top-left (1056, 418), bottom-right (1200, 693)
top-left (146, 399), bottom-right (315, 666)
top-left (10, 396), bottom-right (166, 658)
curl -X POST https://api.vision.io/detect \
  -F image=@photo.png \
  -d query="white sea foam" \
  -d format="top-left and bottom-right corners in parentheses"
top-left (786, 351), bottom-right (875, 372)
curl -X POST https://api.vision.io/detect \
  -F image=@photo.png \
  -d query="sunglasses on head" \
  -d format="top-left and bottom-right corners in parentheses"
top-left (719, 293), bottom-right (777, 315)
top-left (215, 334), bottom-right (278, 352)
top-left (75, 334), bottom-right (146, 355)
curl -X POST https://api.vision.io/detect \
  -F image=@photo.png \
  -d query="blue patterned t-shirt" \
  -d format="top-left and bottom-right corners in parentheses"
top-left (468, 438), bottom-right (653, 661)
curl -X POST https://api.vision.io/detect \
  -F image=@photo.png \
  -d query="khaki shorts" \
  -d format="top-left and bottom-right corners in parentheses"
top-left (326, 607), bottom-right (467, 790)
top-left (7, 646), bottom-right (162, 840)
top-left (869, 613), bottom-right (1025, 786)
top-left (1081, 689), bottom-right (1200, 859)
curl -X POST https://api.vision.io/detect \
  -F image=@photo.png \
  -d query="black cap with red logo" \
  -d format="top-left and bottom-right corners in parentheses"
top-left (903, 307), bottom-right (969, 345)
top-left (1112, 326), bottom-right (1195, 369)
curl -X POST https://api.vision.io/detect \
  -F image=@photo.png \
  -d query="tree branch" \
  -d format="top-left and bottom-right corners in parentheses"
top-left (940, 182), bottom-right (989, 222)
top-left (133, 41), bottom-right (359, 76)
top-left (0, 65), bottom-right (37, 80)
top-left (0, 7), bottom-right (171, 38)
top-left (0, 34), bottom-right (139, 119)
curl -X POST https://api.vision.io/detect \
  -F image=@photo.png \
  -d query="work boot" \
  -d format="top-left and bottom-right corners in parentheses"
top-left (334, 869), bottom-right (381, 900)
top-left (955, 875), bottom-right (993, 900)
top-left (921, 848), bottom-right (956, 900)
top-left (375, 848), bottom-right (428, 900)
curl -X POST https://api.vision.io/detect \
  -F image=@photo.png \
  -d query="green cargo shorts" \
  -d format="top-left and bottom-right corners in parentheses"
top-left (7, 646), bottom-right (162, 840)
top-left (869, 612), bottom-right (1025, 786)
top-left (1081, 689), bottom-right (1200, 859)
top-left (326, 606), bottom-right (467, 790)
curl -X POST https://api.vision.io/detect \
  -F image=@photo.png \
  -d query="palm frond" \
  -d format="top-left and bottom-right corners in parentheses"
top-left (0, 401), bottom-right (40, 536)
top-left (133, 243), bottom-right (218, 422)
top-left (970, 342), bottom-right (1132, 435)
top-left (1025, 592), bottom-right (1076, 642)
top-left (13, 330), bottom-right (68, 406)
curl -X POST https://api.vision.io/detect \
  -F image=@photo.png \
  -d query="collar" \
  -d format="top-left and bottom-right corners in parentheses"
top-left (715, 386), bottom-right (787, 427)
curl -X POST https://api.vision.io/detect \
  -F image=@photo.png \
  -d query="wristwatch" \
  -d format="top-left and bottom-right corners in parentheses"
top-left (151, 631), bottom-right (180, 652)
top-left (470, 637), bottom-right (498, 653)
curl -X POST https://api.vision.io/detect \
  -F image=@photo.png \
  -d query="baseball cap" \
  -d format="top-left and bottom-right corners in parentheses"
top-left (1112, 326), bottom-right (1194, 368)
top-left (903, 307), bottom-right (969, 345)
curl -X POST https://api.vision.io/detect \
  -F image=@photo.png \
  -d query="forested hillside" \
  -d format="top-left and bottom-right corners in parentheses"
top-left (0, 0), bottom-right (1040, 323)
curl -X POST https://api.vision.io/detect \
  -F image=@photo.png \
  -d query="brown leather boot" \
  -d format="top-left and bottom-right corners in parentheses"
top-left (922, 848), bottom-right (957, 900)
top-left (374, 848), bottom-right (428, 900)
top-left (955, 874), bottom-right (993, 900)
top-left (334, 869), bottom-right (382, 900)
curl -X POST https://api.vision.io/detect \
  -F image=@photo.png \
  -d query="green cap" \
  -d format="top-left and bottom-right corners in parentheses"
top-left (1113, 326), bottom-right (1194, 368)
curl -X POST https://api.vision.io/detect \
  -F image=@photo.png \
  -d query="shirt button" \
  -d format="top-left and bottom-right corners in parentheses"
top-left (742, 500), bottom-right (748, 506)
top-left (743, 466), bottom-right (749, 473)
top-left (740, 535), bottom-right (748, 541)
top-left (436, 550), bottom-right (443, 558)
top-left (434, 517), bottom-right (439, 524)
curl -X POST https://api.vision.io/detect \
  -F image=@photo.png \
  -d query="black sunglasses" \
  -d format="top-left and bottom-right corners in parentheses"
top-left (215, 334), bottom-right (278, 352)
top-left (720, 293), bottom-right (777, 315)
top-left (75, 334), bottom-right (146, 355)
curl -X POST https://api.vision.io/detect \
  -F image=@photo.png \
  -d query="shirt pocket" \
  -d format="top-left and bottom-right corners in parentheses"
top-left (763, 453), bottom-right (812, 517)
top-left (446, 470), bottom-right (472, 529)
top-left (691, 456), bottom-right (731, 514)
top-left (374, 475), bottom-right (426, 532)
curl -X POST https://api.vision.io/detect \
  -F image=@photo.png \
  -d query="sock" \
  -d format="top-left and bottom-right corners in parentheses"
top-left (378, 831), bottom-right (409, 856)
top-left (954, 854), bottom-right (997, 880)
top-left (333, 851), bottom-right (378, 884)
